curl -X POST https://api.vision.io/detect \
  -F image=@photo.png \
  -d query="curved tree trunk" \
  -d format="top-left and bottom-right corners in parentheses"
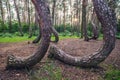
top-left (32, 26), bottom-right (59, 43)
top-left (50, 27), bottom-right (59, 43)
top-left (32, 27), bottom-right (42, 43)
top-left (6, 0), bottom-right (52, 69)
top-left (32, 9), bottom-right (59, 43)
top-left (48, 0), bottom-right (117, 67)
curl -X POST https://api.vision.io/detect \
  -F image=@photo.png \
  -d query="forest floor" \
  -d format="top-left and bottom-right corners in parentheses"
top-left (0, 39), bottom-right (120, 80)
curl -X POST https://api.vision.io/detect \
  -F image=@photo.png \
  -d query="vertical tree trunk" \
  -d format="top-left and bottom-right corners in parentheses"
top-left (90, 9), bottom-right (99, 40)
top-left (48, 0), bottom-right (116, 67)
top-left (51, 0), bottom-right (59, 42)
top-left (6, 0), bottom-right (12, 33)
top-left (28, 0), bottom-right (32, 38)
top-left (13, 0), bottom-right (24, 36)
top-left (63, 0), bottom-right (66, 32)
top-left (81, 0), bottom-right (89, 41)
top-left (0, 0), bottom-right (5, 31)
top-left (6, 0), bottom-right (52, 69)
top-left (52, 0), bottom-right (56, 25)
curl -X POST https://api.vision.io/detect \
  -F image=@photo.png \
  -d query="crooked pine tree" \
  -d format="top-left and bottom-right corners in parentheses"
top-left (6, 0), bottom-right (52, 69)
top-left (48, 0), bottom-right (117, 67)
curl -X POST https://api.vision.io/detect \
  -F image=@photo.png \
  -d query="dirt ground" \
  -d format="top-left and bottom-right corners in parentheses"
top-left (0, 39), bottom-right (120, 80)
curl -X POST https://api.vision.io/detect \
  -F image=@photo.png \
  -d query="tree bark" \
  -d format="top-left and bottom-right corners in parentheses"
top-left (33, 13), bottom-right (59, 43)
top-left (32, 12), bottom-right (59, 43)
top-left (48, 0), bottom-right (116, 67)
top-left (6, 0), bottom-right (52, 69)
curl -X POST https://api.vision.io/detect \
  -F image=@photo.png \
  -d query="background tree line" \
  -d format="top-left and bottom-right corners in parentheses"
top-left (0, 0), bottom-right (120, 39)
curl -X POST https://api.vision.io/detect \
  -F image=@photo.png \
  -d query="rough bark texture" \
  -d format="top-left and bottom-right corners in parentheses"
top-left (48, 0), bottom-right (116, 67)
top-left (6, 0), bottom-right (52, 69)
top-left (33, 9), bottom-right (59, 43)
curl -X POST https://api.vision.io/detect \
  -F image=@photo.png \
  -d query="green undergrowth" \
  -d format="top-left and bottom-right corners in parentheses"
top-left (105, 69), bottom-right (120, 80)
top-left (0, 35), bottom-right (78, 43)
top-left (28, 60), bottom-right (69, 80)
top-left (102, 64), bottom-right (120, 80)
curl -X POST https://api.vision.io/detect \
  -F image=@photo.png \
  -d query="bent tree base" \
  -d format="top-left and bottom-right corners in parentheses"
top-left (48, 0), bottom-right (116, 67)
top-left (6, 0), bottom-right (52, 69)
top-left (32, 26), bottom-right (59, 44)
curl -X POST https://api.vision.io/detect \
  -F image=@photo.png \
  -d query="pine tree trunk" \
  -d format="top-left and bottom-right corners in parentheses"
top-left (13, 0), bottom-right (24, 36)
top-left (81, 0), bottom-right (89, 41)
top-left (6, 0), bottom-right (52, 69)
top-left (6, 0), bottom-right (12, 33)
top-left (48, 0), bottom-right (116, 67)
top-left (28, 0), bottom-right (32, 38)
top-left (0, 0), bottom-right (5, 31)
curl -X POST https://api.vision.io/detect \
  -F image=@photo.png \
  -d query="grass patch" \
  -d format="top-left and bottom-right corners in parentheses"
top-left (28, 60), bottom-right (68, 80)
top-left (0, 35), bottom-right (78, 43)
top-left (0, 36), bottom-right (36, 43)
top-left (104, 69), bottom-right (120, 80)
top-left (102, 64), bottom-right (120, 80)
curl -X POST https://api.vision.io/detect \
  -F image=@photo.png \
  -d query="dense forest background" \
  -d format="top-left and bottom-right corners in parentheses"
top-left (0, 0), bottom-right (120, 39)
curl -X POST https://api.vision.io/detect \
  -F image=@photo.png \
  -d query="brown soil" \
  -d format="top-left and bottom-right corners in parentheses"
top-left (0, 39), bottom-right (120, 80)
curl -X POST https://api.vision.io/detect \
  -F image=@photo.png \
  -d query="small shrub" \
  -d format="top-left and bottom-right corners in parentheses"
top-left (2, 33), bottom-right (13, 38)
top-left (104, 69), bottom-right (120, 80)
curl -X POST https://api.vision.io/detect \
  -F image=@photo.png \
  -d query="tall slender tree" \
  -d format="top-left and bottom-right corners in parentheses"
top-left (6, 0), bottom-right (12, 32)
top-left (81, 0), bottom-right (89, 41)
top-left (0, 0), bottom-right (5, 31)
top-left (13, 0), bottom-right (24, 36)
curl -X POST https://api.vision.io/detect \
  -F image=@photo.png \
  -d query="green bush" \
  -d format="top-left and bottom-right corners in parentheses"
top-left (117, 19), bottom-right (120, 32)
top-left (104, 69), bottom-right (120, 80)
top-left (1, 33), bottom-right (13, 38)
top-left (54, 24), bottom-right (73, 33)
